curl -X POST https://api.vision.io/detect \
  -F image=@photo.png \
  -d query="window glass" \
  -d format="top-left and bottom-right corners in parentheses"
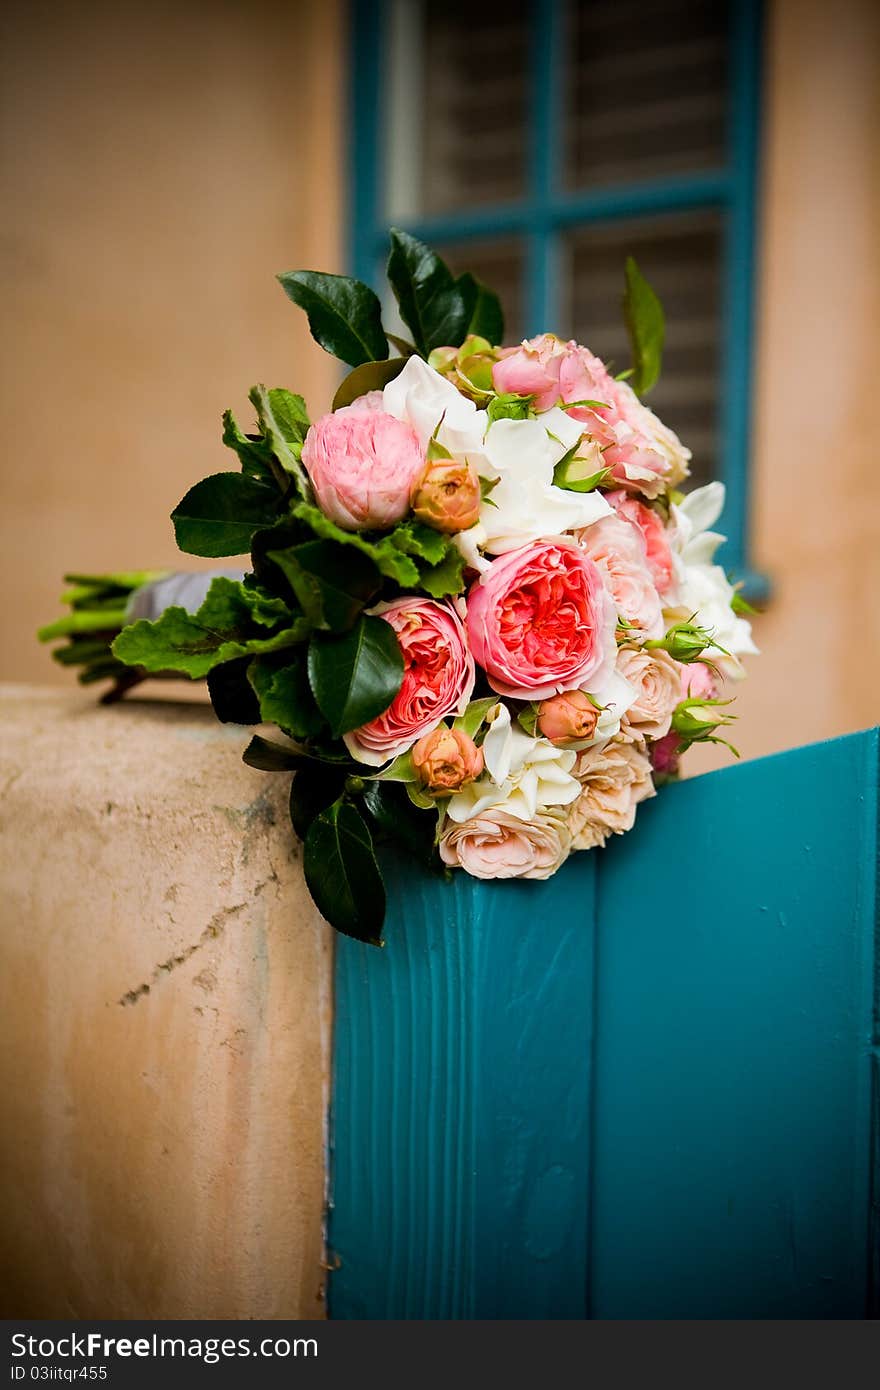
top-left (561, 210), bottom-right (723, 486)
top-left (563, 0), bottom-right (730, 190)
top-left (384, 0), bottom-right (530, 220)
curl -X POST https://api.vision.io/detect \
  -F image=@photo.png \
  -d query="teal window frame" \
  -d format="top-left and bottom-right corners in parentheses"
top-left (347, 0), bottom-right (766, 589)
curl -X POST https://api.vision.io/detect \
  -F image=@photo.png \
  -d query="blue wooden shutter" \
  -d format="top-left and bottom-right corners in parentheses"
top-left (330, 728), bottom-right (879, 1318)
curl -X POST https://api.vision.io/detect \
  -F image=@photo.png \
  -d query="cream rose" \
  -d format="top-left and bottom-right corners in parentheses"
top-left (616, 647), bottom-right (682, 741)
top-left (567, 740), bottom-right (656, 850)
top-left (575, 515), bottom-right (664, 640)
top-left (439, 808), bottom-right (572, 880)
top-left (445, 703), bottom-right (580, 824)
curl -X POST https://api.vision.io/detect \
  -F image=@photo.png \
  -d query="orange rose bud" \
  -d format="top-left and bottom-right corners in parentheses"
top-left (537, 690), bottom-right (599, 744)
top-left (410, 457), bottom-right (482, 534)
top-left (411, 726), bottom-right (484, 792)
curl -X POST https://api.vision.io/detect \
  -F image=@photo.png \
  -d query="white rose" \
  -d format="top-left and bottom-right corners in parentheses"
top-left (666, 482), bottom-right (758, 676)
top-left (382, 354), bottom-right (487, 460)
top-left (445, 703), bottom-right (580, 824)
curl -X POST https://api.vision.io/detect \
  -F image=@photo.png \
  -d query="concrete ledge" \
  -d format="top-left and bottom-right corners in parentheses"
top-left (0, 686), bottom-right (331, 1318)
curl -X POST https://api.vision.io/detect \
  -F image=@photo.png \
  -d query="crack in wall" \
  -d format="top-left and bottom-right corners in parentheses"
top-left (117, 902), bottom-right (248, 1006)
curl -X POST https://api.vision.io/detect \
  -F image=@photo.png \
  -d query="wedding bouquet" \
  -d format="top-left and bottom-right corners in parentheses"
top-left (41, 232), bottom-right (757, 943)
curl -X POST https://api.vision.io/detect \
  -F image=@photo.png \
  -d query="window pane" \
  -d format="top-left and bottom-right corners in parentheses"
top-left (384, 0), bottom-right (530, 220)
top-left (563, 0), bottom-right (730, 190)
top-left (560, 211), bottom-right (723, 486)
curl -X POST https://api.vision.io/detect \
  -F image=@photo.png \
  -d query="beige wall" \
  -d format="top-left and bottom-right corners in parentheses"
top-left (1, 0), bottom-right (343, 685)
top-left (3, 0), bottom-right (879, 755)
top-left (680, 0), bottom-right (880, 773)
top-left (0, 688), bottom-right (331, 1318)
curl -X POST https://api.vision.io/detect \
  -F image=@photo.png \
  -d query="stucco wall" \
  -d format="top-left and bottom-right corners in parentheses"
top-left (690, 0), bottom-right (880, 773)
top-left (0, 0), bottom-right (343, 687)
top-left (0, 687), bottom-right (331, 1318)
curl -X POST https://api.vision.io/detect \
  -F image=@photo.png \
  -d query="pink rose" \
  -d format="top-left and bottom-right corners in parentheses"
top-left (344, 598), bottom-right (475, 766)
top-left (492, 336), bottom-right (689, 498)
top-left (466, 539), bottom-right (616, 700)
top-left (607, 490), bottom-right (673, 593)
top-left (439, 808), bottom-right (571, 880)
top-left (412, 726), bottom-right (484, 791)
top-left (301, 407), bottom-right (424, 531)
top-left (492, 333), bottom-right (568, 410)
top-left (344, 389), bottom-right (386, 413)
top-left (650, 732), bottom-right (681, 778)
top-left (575, 515), bottom-right (664, 640)
top-left (680, 661), bottom-right (719, 700)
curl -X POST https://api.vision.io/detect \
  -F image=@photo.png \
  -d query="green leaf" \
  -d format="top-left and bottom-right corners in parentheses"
top-left (206, 657), bottom-right (261, 724)
top-left (248, 652), bottom-right (326, 738)
top-left (265, 388), bottom-right (310, 444)
top-left (289, 766), bottom-right (346, 841)
top-left (731, 590), bottom-right (759, 616)
top-left (453, 696), bottom-right (497, 739)
top-left (291, 503), bottom-right (421, 586)
top-left (552, 462), bottom-right (613, 493)
top-left (266, 539), bottom-right (381, 632)
top-left (362, 780), bottom-right (438, 863)
top-left (247, 384), bottom-right (311, 499)
top-left (171, 472), bottom-right (284, 558)
top-left (387, 229), bottom-right (472, 356)
top-left (112, 577), bottom-right (307, 678)
top-left (332, 357), bottom-right (407, 411)
top-left (221, 409), bottom-right (275, 480)
top-left (389, 520), bottom-right (449, 566)
top-left (457, 271), bottom-right (504, 345)
top-left (304, 800), bottom-right (386, 943)
top-left (371, 749), bottom-right (417, 783)
top-left (38, 609), bottom-right (128, 641)
top-left (307, 614), bottom-right (404, 738)
top-left (622, 255), bottom-right (665, 396)
top-left (242, 734), bottom-right (303, 772)
top-left (417, 545), bottom-right (466, 598)
top-left (488, 392), bottom-right (533, 423)
top-left (277, 269), bottom-right (388, 367)
top-left (386, 333), bottom-right (418, 358)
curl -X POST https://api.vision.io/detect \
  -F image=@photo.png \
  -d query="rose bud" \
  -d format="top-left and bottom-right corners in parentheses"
top-left (537, 690), bottom-right (599, 744)
top-left (411, 726), bottom-right (484, 792)
top-left (411, 457), bottom-right (482, 534)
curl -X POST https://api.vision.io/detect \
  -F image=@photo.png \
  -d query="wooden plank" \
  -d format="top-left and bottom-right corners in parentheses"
top-left (590, 728), bottom-right (879, 1318)
top-left (330, 851), bottom-right (597, 1319)
top-left (330, 728), bottom-right (878, 1318)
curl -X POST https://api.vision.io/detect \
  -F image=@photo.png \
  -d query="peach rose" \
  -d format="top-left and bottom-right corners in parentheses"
top-left (411, 457), bottom-right (481, 533)
top-left (537, 690), bottom-right (600, 745)
top-left (439, 808), bottom-right (571, 880)
top-left (567, 740), bottom-right (656, 850)
top-left (412, 726), bottom-right (483, 791)
top-left (575, 515), bottom-right (664, 640)
top-left (607, 490), bottom-right (673, 593)
top-left (466, 538), bottom-right (616, 700)
top-left (301, 406), bottom-right (424, 531)
top-left (344, 598), bottom-right (475, 766)
top-left (616, 647), bottom-right (681, 741)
